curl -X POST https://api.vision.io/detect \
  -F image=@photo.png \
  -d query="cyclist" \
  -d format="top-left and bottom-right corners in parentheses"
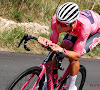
top-left (38, 2), bottom-right (100, 90)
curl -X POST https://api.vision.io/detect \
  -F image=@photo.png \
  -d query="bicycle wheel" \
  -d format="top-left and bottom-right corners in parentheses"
top-left (6, 66), bottom-right (45, 90)
top-left (58, 65), bottom-right (86, 90)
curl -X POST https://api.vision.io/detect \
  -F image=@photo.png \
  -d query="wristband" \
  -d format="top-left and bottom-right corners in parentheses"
top-left (63, 48), bottom-right (67, 55)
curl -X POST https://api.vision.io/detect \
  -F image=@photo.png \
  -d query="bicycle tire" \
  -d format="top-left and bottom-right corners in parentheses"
top-left (6, 66), bottom-right (45, 90)
top-left (59, 65), bottom-right (86, 90)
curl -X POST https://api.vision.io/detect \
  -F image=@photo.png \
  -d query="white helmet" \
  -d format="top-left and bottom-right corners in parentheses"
top-left (56, 2), bottom-right (79, 24)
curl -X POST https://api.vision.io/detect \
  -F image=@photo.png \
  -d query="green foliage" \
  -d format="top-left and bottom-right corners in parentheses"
top-left (40, 33), bottom-right (50, 39)
top-left (93, 3), bottom-right (100, 14)
top-left (1, 27), bottom-right (25, 46)
top-left (27, 17), bottom-right (33, 22)
top-left (11, 8), bottom-right (22, 21)
top-left (92, 45), bottom-right (100, 56)
top-left (1, 0), bottom-right (100, 23)
top-left (0, 0), bottom-right (100, 56)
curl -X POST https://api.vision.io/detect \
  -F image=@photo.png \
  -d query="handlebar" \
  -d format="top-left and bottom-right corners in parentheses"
top-left (18, 33), bottom-right (37, 51)
top-left (18, 33), bottom-right (65, 55)
top-left (18, 33), bottom-right (66, 70)
top-left (18, 33), bottom-right (53, 51)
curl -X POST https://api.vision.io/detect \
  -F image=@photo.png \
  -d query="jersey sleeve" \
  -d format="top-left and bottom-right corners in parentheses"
top-left (73, 24), bottom-right (91, 54)
top-left (50, 15), bottom-right (59, 44)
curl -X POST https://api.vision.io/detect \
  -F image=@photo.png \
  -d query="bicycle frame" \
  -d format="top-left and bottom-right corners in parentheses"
top-left (14, 34), bottom-right (86, 90)
top-left (20, 51), bottom-right (70, 90)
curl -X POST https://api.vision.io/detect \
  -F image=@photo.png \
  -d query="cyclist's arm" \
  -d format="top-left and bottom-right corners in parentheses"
top-left (50, 29), bottom-right (59, 44)
top-left (62, 35), bottom-right (88, 61)
top-left (50, 28), bottom-right (90, 61)
top-left (49, 43), bottom-right (81, 61)
top-left (50, 14), bottom-right (59, 44)
top-left (66, 29), bottom-right (90, 60)
top-left (64, 50), bottom-right (81, 61)
top-left (38, 15), bottom-right (59, 46)
top-left (73, 25), bottom-right (91, 55)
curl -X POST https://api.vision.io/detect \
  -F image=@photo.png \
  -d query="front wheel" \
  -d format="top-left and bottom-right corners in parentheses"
top-left (6, 66), bottom-right (45, 90)
top-left (59, 65), bottom-right (86, 90)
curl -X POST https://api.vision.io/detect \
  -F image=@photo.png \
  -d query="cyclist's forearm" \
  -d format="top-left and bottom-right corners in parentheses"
top-left (63, 49), bottom-right (81, 61)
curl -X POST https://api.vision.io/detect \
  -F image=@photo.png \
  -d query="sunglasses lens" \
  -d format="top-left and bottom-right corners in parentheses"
top-left (56, 19), bottom-right (68, 27)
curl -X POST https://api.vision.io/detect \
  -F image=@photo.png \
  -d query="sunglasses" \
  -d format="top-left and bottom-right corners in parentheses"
top-left (56, 19), bottom-right (70, 27)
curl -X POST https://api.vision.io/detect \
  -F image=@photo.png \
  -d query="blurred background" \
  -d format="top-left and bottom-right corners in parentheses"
top-left (0, 0), bottom-right (100, 57)
top-left (0, 0), bottom-right (100, 23)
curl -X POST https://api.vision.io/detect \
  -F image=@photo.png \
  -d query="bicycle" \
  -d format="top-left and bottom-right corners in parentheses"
top-left (6, 33), bottom-right (86, 90)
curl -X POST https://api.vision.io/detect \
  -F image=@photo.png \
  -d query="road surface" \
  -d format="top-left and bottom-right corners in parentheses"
top-left (0, 51), bottom-right (100, 90)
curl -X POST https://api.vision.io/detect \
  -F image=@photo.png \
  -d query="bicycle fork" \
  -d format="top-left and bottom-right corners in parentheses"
top-left (35, 65), bottom-right (46, 90)
top-left (32, 62), bottom-right (54, 90)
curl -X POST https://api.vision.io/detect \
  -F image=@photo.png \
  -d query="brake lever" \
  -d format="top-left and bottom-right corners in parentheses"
top-left (23, 34), bottom-right (38, 51)
top-left (24, 41), bottom-right (30, 51)
top-left (17, 34), bottom-right (28, 48)
top-left (55, 51), bottom-right (66, 71)
top-left (17, 38), bottom-right (24, 48)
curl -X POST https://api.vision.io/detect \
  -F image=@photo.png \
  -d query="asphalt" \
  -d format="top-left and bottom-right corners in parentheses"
top-left (0, 51), bottom-right (100, 90)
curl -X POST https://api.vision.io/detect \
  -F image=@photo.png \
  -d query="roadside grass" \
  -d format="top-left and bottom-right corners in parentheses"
top-left (0, 27), bottom-right (49, 54)
top-left (87, 45), bottom-right (100, 57)
top-left (0, 0), bottom-right (100, 24)
top-left (0, 27), bottom-right (25, 51)
top-left (0, 26), bottom-right (100, 57)
top-left (0, 0), bottom-right (100, 57)
top-left (0, 27), bottom-right (65, 54)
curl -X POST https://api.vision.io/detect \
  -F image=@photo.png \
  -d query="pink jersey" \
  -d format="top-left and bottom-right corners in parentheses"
top-left (50, 9), bottom-right (100, 54)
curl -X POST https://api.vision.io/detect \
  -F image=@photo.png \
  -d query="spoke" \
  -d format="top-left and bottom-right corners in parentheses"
top-left (12, 74), bottom-right (39, 90)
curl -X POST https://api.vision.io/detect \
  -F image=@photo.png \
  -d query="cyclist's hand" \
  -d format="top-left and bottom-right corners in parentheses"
top-left (38, 37), bottom-right (52, 47)
top-left (49, 43), bottom-right (64, 52)
top-left (49, 43), bottom-right (81, 61)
